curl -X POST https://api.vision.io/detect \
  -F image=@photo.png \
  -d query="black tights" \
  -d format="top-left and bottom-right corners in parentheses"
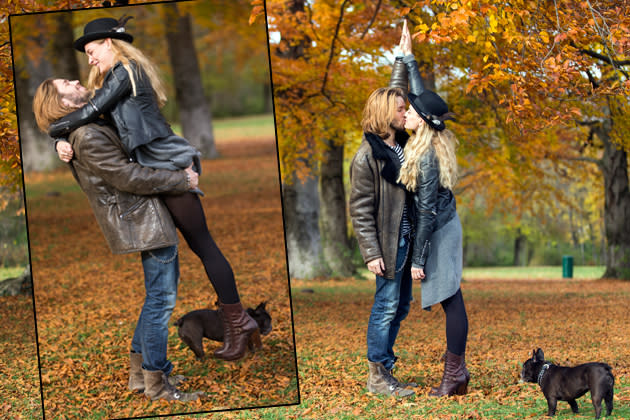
top-left (440, 288), bottom-right (468, 356)
top-left (162, 192), bottom-right (240, 304)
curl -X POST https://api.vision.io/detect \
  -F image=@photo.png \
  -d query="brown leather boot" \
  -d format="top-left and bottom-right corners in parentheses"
top-left (214, 301), bottom-right (260, 361)
top-left (429, 350), bottom-right (469, 397)
top-left (128, 351), bottom-right (145, 393)
top-left (142, 369), bottom-right (202, 401)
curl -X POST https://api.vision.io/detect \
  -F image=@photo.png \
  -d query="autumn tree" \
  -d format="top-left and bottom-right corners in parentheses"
top-left (268, 0), bottom-right (629, 279)
top-left (267, 0), bottom-right (404, 278)
top-left (397, 0), bottom-right (630, 279)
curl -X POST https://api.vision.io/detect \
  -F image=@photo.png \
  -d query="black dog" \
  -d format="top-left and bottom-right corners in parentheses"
top-left (174, 302), bottom-right (272, 360)
top-left (520, 348), bottom-right (614, 419)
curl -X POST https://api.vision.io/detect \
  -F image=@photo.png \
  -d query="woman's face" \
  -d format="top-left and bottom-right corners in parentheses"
top-left (404, 105), bottom-right (423, 131)
top-left (84, 39), bottom-right (115, 74)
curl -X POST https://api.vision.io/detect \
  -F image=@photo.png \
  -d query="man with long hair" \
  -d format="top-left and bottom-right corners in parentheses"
top-left (349, 81), bottom-right (415, 396)
top-left (33, 78), bottom-right (202, 401)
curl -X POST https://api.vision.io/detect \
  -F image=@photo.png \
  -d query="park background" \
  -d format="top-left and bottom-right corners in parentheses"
top-left (2, 0), bottom-right (630, 419)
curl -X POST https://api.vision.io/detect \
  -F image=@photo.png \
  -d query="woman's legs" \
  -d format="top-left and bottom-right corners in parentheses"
top-left (440, 288), bottom-right (468, 356)
top-left (161, 192), bottom-right (257, 360)
top-left (430, 288), bottom-right (469, 397)
top-left (161, 192), bottom-right (239, 304)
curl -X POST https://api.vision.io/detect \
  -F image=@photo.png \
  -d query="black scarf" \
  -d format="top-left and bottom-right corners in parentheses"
top-left (363, 130), bottom-right (409, 186)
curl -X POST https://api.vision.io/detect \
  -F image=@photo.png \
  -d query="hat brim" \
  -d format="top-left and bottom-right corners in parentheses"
top-left (407, 92), bottom-right (446, 131)
top-left (73, 31), bottom-right (133, 52)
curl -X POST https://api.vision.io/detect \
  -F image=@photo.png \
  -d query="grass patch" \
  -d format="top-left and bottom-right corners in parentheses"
top-left (462, 265), bottom-right (606, 280)
top-left (171, 114), bottom-right (275, 143)
top-left (0, 266), bottom-right (27, 280)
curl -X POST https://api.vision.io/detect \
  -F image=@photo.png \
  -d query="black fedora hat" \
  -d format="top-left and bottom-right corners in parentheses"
top-left (73, 16), bottom-right (133, 52)
top-left (407, 90), bottom-right (453, 131)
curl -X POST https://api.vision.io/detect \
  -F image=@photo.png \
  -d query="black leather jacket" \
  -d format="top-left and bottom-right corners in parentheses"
top-left (409, 148), bottom-right (457, 268)
top-left (392, 55), bottom-right (457, 268)
top-left (49, 61), bottom-right (174, 155)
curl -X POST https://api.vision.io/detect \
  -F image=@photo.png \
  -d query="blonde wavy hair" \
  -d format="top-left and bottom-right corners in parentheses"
top-left (398, 121), bottom-right (459, 191)
top-left (86, 38), bottom-right (167, 107)
top-left (32, 79), bottom-right (77, 132)
top-left (361, 87), bottom-right (405, 139)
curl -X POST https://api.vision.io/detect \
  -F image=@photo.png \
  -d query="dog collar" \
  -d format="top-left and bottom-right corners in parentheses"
top-left (537, 363), bottom-right (551, 386)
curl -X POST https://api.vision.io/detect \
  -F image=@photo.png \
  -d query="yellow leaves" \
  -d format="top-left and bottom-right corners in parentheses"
top-left (249, 0), bottom-right (265, 25)
top-left (488, 14), bottom-right (498, 34)
top-left (539, 30), bottom-right (550, 44)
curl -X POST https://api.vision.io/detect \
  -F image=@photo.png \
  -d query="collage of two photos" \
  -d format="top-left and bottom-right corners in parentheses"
top-left (3, 0), bottom-right (630, 419)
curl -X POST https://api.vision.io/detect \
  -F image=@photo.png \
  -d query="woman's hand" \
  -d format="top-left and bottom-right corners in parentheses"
top-left (399, 19), bottom-right (412, 56)
top-left (184, 164), bottom-right (199, 190)
top-left (56, 140), bottom-right (74, 162)
top-left (367, 258), bottom-right (385, 277)
top-left (411, 266), bottom-right (425, 281)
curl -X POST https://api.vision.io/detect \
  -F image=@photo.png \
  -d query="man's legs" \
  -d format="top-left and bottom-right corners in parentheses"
top-left (366, 234), bottom-right (414, 397)
top-left (135, 245), bottom-right (179, 374)
top-left (129, 245), bottom-right (200, 401)
top-left (367, 235), bottom-right (411, 370)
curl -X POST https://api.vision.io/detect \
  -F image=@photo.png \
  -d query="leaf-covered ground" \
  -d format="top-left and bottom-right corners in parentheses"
top-left (22, 135), bottom-right (298, 419)
top-left (6, 133), bottom-right (630, 419)
top-left (205, 276), bottom-right (630, 420)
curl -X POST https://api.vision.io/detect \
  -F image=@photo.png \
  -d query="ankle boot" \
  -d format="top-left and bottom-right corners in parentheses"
top-left (128, 351), bottom-right (145, 393)
top-left (129, 351), bottom-right (187, 393)
top-left (142, 369), bottom-right (202, 401)
top-left (214, 301), bottom-right (260, 361)
top-left (429, 350), bottom-right (469, 397)
top-left (366, 361), bottom-right (415, 397)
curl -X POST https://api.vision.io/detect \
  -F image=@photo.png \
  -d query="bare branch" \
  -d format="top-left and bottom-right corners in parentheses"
top-left (360, 0), bottom-right (382, 40)
top-left (320, 0), bottom-right (350, 100)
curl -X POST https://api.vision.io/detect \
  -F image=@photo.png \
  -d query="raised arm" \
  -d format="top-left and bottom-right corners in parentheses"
top-left (48, 63), bottom-right (132, 138)
top-left (390, 20), bottom-right (426, 96)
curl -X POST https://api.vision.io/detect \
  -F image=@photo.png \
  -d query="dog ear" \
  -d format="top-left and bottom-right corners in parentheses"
top-left (257, 301), bottom-right (267, 310)
top-left (535, 348), bottom-right (545, 361)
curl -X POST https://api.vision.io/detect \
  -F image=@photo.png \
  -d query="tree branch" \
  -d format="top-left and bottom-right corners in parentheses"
top-left (360, 0), bottom-right (382, 40)
top-left (320, 0), bottom-right (349, 102)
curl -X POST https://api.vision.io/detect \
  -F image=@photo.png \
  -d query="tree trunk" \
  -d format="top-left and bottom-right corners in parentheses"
top-left (274, 0), bottom-right (327, 278)
top-left (282, 173), bottom-right (327, 278)
top-left (164, 4), bottom-right (218, 159)
top-left (513, 227), bottom-right (526, 266)
top-left (19, 14), bottom-right (80, 172)
top-left (594, 118), bottom-right (630, 279)
top-left (319, 141), bottom-right (353, 277)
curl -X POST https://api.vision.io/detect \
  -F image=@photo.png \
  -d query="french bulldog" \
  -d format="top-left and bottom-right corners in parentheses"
top-left (520, 348), bottom-right (614, 419)
top-left (175, 302), bottom-right (272, 360)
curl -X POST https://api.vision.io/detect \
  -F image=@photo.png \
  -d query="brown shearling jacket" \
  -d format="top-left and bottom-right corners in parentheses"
top-left (68, 122), bottom-right (189, 254)
top-left (349, 131), bottom-right (410, 280)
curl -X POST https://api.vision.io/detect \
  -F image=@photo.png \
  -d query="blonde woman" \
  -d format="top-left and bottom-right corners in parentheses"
top-left (396, 20), bottom-right (470, 397)
top-left (48, 17), bottom-right (259, 363)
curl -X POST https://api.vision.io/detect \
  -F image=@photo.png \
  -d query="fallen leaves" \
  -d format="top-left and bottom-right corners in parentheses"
top-left (24, 137), bottom-right (298, 418)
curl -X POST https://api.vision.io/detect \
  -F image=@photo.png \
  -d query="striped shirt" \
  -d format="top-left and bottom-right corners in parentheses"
top-left (387, 142), bottom-right (412, 238)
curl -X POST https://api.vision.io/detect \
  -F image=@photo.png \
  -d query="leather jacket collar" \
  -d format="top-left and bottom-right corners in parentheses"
top-left (363, 130), bottom-right (409, 186)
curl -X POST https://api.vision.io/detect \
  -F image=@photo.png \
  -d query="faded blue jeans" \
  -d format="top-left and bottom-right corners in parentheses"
top-left (130, 245), bottom-right (179, 375)
top-left (366, 234), bottom-right (413, 371)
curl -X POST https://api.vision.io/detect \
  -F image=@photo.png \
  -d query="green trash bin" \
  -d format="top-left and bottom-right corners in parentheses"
top-left (562, 255), bottom-right (573, 278)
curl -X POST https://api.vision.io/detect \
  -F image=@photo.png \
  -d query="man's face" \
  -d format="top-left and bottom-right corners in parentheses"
top-left (391, 96), bottom-right (406, 131)
top-left (52, 79), bottom-right (90, 108)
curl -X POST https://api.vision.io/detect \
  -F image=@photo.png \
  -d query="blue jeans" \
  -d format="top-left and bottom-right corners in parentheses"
top-left (367, 234), bottom-right (413, 371)
top-left (131, 245), bottom-right (179, 374)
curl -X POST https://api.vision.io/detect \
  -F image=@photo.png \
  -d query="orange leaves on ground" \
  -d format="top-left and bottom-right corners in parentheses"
top-left (279, 276), bottom-right (630, 419)
top-left (25, 137), bottom-right (298, 418)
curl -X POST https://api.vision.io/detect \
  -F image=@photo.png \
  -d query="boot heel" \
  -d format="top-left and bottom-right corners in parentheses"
top-left (455, 381), bottom-right (468, 395)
